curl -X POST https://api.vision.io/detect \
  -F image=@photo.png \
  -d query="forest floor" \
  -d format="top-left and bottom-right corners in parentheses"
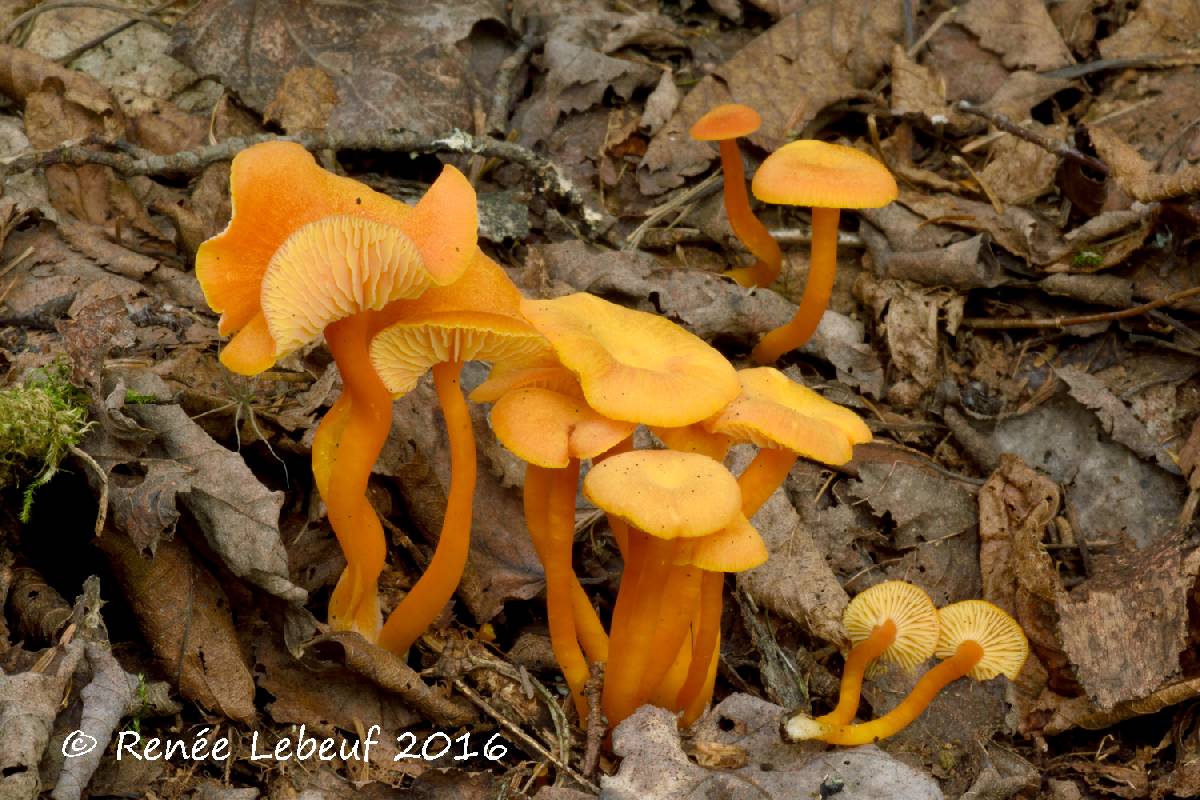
top-left (2, 1), bottom-right (1200, 798)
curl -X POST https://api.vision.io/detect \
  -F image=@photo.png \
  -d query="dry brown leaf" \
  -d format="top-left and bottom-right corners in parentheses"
top-left (173, 0), bottom-right (502, 138)
top-left (957, 0), bottom-right (1073, 70)
top-left (605, 695), bottom-right (944, 799)
top-left (93, 369), bottom-right (306, 604)
top-left (992, 398), bottom-right (1184, 549)
top-left (513, 1), bottom-right (670, 144)
top-left (848, 461), bottom-right (981, 606)
top-left (979, 126), bottom-right (1064, 206)
top-left (924, 23), bottom-right (1011, 106)
top-left (737, 484), bottom-right (849, 647)
top-left (249, 622), bottom-right (421, 757)
top-left (1090, 125), bottom-right (1200, 202)
top-left (300, 632), bottom-right (476, 727)
top-left (1098, 0), bottom-right (1200, 59)
top-left (0, 643), bottom-right (83, 799)
top-left (1057, 365), bottom-right (1179, 474)
top-left (98, 530), bottom-right (256, 722)
top-left (1057, 540), bottom-right (1200, 711)
top-left (639, 69), bottom-right (680, 136)
top-left (890, 46), bottom-right (969, 129)
top-left (639, 0), bottom-right (902, 194)
top-left (264, 66), bottom-right (339, 134)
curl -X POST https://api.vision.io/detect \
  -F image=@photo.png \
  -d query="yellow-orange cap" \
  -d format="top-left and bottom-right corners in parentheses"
top-left (706, 368), bottom-right (871, 466)
top-left (935, 600), bottom-right (1029, 681)
top-left (469, 364), bottom-right (582, 404)
top-left (490, 387), bottom-right (636, 468)
top-left (690, 103), bottom-right (762, 141)
top-left (368, 255), bottom-right (551, 397)
top-left (843, 581), bottom-right (940, 673)
top-left (752, 140), bottom-right (897, 209)
top-left (520, 293), bottom-right (739, 427)
top-left (583, 450), bottom-right (741, 539)
top-left (677, 513), bottom-right (768, 572)
top-left (197, 142), bottom-right (478, 374)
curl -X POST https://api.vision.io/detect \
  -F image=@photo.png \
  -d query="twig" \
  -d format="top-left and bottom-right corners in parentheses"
top-left (582, 661), bottom-right (606, 779)
top-left (623, 173), bottom-right (721, 251)
top-left (2, 131), bottom-right (613, 236)
top-left (956, 100), bottom-right (1110, 177)
top-left (1041, 53), bottom-right (1200, 81)
top-left (70, 446), bottom-right (107, 537)
top-left (1, 1), bottom-right (170, 43)
top-left (487, 22), bottom-right (541, 136)
top-left (637, 226), bottom-right (864, 251)
top-left (54, 0), bottom-right (178, 65)
top-left (452, 678), bottom-right (601, 794)
top-left (960, 285), bottom-right (1200, 329)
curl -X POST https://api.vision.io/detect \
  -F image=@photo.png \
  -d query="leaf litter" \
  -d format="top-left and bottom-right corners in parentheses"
top-left (2, 0), bottom-right (1200, 797)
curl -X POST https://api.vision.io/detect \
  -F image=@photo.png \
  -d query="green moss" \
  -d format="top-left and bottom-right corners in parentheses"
top-left (0, 361), bottom-right (92, 521)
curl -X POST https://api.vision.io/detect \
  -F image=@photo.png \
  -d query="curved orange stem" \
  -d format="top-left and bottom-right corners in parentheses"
top-left (817, 640), bottom-right (983, 745)
top-left (818, 619), bottom-right (897, 727)
top-left (675, 569), bottom-right (724, 719)
top-left (378, 361), bottom-right (477, 654)
top-left (738, 447), bottom-right (799, 518)
top-left (753, 206), bottom-right (841, 363)
top-left (595, 436), bottom-right (633, 559)
top-left (542, 460), bottom-right (590, 718)
top-left (682, 628), bottom-right (719, 727)
top-left (324, 315), bottom-right (392, 641)
top-left (637, 561), bottom-right (701, 702)
top-left (604, 529), bottom-right (675, 728)
top-left (523, 467), bottom-right (609, 664)
top-left (718, 139), bottom-right (782, 289)
top-left (312, 392), bottom-right (352, 501)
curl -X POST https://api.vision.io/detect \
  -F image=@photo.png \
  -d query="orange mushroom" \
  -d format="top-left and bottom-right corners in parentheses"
top-left (707, 367), bottom-right (872, 517)
top-left (691, 104), bottom-right (782, 289)
top-left (488, 386), bottom-right (635, 715)
top-left (518, 293), bottom-right (739, 428)
top-left (197, 142), bottom-right (477, 641)
top-left (783, 600), bottom-right (1028, 744)
top-left (819, 581), bottom-right (939, 727)
top-left (367, 253), bottom-right (551, 655)
top-left (750, 141), bottom-right (897, 363)
top-left (583, 450), bottom-right (744, 729)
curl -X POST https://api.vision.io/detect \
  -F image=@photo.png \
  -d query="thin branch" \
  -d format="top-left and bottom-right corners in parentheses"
top-left (2, 130), bottom-right (613, 236)
top-left (70, 446), bottom-right (107, 537)
top-left (487, 22), bottom-right (541, 136)
top-left (956, 100), bottom-right (1110, 177)
top-left (960, 285), bottom-right (1200, 329)
top-left (2, 1), bottom-right (170, 43)
top-left (452, 678), bottom-right (600, 794)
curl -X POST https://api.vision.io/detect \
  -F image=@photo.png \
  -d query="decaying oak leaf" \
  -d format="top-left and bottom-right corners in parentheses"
top-left (98, 530), bottom-right (256, 722)
top-left (848, 461), bottom-right (981, 606)
top-left (605, 695), bottom-right (944, 799)
top-left (93, 369), bottom-right (305, 604)
top-left (172, 0), bottom-right (502, 138)
top-left (957, 0), bottom-right (1073, 71)
top-left (1098, 0), bottom-right (1200, 59)
top-left (1089, 125), bottom-right (1200, 202)
top-left (737, 480), bottom-right (849, 647)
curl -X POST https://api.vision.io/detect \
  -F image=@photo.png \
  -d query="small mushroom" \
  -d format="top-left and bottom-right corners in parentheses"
top-left (690, 104), bottom-right (782, 289)
top-left (368, 253), bottom-right (551, 655)
top-left (821, 581), bottom-right (939, 727)
top-left (750, 141), bottom-right (897, 363)
top-left (706, 367), bottom-right (872, 516)
top-left (782, 600), bottom-right (1028, 744)
top-left (198, 142), bottom-right (477, 641)
top-left (583, 450), bottom-right (744, 729)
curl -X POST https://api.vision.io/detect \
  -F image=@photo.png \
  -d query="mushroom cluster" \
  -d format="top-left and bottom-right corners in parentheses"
top-left (781, 584), bottom-right (1029, 746)
top-left (199, 132), bottom-right (884, 731)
